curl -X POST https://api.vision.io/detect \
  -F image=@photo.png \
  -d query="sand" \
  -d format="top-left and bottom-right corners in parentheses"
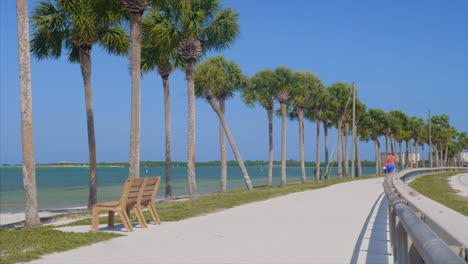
top-left (0, 207), bottom-right (88, 228)
top-left (25, 178), bottom-right (393, 264)
top-left (449, 173), bottom-right (468, 197)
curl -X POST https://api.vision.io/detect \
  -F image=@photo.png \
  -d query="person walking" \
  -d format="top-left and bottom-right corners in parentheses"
top-left (384, 151), bottom-right (398, 176)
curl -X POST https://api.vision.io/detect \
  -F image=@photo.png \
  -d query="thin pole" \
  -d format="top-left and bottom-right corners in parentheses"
top-left (428, 109), bottom-right (432, 167)
top-left (351, 82), bottom-right (356, 178)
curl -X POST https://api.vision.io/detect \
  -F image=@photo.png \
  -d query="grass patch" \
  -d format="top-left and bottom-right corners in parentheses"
top-left (0, 227), bottom-right (121, 264)
top-left (1, 175), bottom-right (381, 264)
top-left (409, 172), bottom-right (468, 216)
top-left (64, 175), bottom-right (381, 226)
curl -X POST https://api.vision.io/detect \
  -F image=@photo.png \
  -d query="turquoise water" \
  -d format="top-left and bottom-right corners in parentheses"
top-left (0, 166), bottom-right (377, 213)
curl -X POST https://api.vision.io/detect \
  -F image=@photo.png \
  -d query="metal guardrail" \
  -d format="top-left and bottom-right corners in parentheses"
top-left (383, 167), bottom-right (468, 264)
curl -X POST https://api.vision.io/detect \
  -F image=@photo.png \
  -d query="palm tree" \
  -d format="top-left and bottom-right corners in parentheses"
top-left (308, 87), bottom-right (333, 179)
top-left (274, 67), bottom-right (294, 186)
top-left (122, 0), bottom-right (149, 179)
top-left (16, 0), bottom-right (41, 228)
top-left (364, 109), bottom-right (385, 175)
top-left (152, 0), bottom-right (239, 198)
top-left (389, 110), bottom-right (408, 168)
top-left (141, 8), bottom-right (184, 199)
top-left (242, 70), bottom-right (277, 185)
top-left (31, 0), bottom-right (129, 208)
top-left (328, 82), bottom-right (353, 178)
top-left (352, 99), bottom-right (366, 177)
top-left (291, 71), bottom-right (322, 182)
top-left (194, 56), bottom-right (253, 190)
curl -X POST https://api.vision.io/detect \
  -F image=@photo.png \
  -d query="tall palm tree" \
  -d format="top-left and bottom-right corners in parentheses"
top-left (194, 56), bottom-right (253, 190)
top-left (122, 0), bottom-right (149, 179)
top-left (352, 99), bottom-right (366, 177)
top-left (274, 67), bottom-right (294, 186)
top-left (389, 110), bottom-right (408, 168)
top-left (152, 0), bottom-right (239, 199)
top-left (365, 109), bottom-right (386, 174)
top-left (242, 70), bottom-right (277, 185)
top-left (31, 0), bottom-right (129, 208)
top-left (328, 82), bottom-right (353, 178)
top-left (141, 8), bottom-right (183, 199)
top-left (290, 71), bottom-right (322, 182)
top-left (16, 0), bottom-right (41, 228)
top-left (309, 87), bottom-right (333, 179)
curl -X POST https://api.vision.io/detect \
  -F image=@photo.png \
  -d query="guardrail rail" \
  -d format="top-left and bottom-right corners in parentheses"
top-left (383, 167), bottom-right (468, 264)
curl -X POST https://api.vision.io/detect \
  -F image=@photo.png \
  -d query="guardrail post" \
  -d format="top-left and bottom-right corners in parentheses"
top-left (395, 220), bottom-right (408, 264)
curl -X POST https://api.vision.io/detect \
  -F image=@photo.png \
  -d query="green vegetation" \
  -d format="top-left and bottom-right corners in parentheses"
top-left (409, 172), bottom-right (468, 216)
top-left (0, 227), bottom-right (121, 264)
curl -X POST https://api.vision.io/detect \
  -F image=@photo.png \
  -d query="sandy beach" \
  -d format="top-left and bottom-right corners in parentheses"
top-left (0, 206), bottom-right (88, 228)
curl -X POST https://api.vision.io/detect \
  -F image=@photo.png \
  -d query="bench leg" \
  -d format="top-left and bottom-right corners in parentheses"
top-left (108, 211), bottom-right (115, 228)
top-left (148, 204), bottom-right (161, 225)
top-left (119, 210), bottom-right (133, 232)
top-left (134, 207), bottom-right (148, 228)
top-left (91, 207), bottom-right (100, 232)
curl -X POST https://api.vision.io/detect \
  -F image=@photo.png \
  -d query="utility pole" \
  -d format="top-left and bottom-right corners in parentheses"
top-left (351, 82), bottom-right (356, 178)
top-left (428, 109), bottom-right (432, 167)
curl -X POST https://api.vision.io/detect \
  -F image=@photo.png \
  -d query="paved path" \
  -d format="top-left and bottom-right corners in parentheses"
top-left (28, 178), bottom-right (392, 264)
top-left (449, 173), bottom-right (468, 197)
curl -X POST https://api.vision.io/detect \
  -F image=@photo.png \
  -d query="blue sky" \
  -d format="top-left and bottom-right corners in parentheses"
top-left (1, 0), bottom-right (467, 164)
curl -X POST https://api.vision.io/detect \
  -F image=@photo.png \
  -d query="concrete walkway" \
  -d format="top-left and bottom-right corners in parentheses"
top-left (28, 178), bottom-right (392, 264)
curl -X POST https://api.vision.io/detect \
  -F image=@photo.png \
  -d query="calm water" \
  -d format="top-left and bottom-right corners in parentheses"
top-left (0, 166), bottom-right (377, 213)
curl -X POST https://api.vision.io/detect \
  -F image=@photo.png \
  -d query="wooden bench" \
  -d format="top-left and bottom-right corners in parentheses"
top-left (135, 176), bottom-right (161, 227)
top-left (91, 178), bottom-right (146, 232)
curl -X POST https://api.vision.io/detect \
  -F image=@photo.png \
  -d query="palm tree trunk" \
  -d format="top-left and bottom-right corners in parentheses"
top-left (163, 76), bottom-right (172, 199)
top-left (298, 109), bottom-right (306, 183)
top-left (78, 47), bottom-right (97, 209)
top-left (377, 140), bottom-right (382, 174)
top-left (444, 145), bottom-right (449, 167)
top-left (374, 139), bottom-right (379, 175)
top-left (385, 133), bottom-right (390, 153)
top-left (434, 145), bottom-right (439, 167)
top-left (208, 97), bottom-right (253, 190)
top-left (186, 59), bottom-right (198, 199)
top-left (344, 122), bottom-right (349, 177)
top-left (128, 12), bottom-right (142, 179)
top-left (356, 136), bottom-right (362, 177)
top-left (219, 98), bottom-right (227, 191)
top-left (315, 120), bottom-right (321, 181)
top-left (324, 122), bottom-right (329, 179)
top-left (16, 0), bottom-right (41, 228)
top-left (421, 144), bottom-right (425, 168)
top-left (337, 120), bottom-right (343, 178)
top-left (267, 107), bottom-right (273, 186)
top-left (280, 102), bottom-right (287, 186)
top-left (399, 142), bottom-right (404, 168)
top-left (405, 140), bottom-right (411, 168)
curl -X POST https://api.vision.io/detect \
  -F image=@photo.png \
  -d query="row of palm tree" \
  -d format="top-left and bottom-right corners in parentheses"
top-left (16, 0), bottom-right (467, 228)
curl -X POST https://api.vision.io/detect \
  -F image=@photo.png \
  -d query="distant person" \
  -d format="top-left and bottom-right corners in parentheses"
top-left (384, 152), bottom-right (397, 175)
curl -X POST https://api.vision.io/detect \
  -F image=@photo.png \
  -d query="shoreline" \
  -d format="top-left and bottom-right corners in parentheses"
top-left (0, 196), bottom-right (190, 227)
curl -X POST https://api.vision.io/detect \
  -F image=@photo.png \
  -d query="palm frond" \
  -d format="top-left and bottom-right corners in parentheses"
top-left (202, 8), bottom-right (239, 51)
top-left (98, 27), bottom-right (130, 55)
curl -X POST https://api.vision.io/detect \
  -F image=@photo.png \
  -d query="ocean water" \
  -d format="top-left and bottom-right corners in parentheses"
top-left (0, 166), bottom-right (377, 213)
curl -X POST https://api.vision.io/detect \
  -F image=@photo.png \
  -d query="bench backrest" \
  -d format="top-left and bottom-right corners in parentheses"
top-left (140, 176), bottom-right (161, 205)
top-left (120, 178), bottom-right (146, 206)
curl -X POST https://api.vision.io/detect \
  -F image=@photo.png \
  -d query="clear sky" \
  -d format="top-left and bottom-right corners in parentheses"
top-left (1, 0), bottom-right (467, 165)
